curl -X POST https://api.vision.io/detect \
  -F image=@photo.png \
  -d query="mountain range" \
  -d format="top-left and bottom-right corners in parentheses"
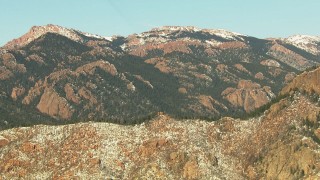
top-left (0, 24), bottom-right (319, 129)
top-left (0, 24), bottom-right (320, 179)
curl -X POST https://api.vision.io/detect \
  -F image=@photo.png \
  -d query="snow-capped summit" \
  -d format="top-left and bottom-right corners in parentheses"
top-left (284, 35), bottom-right (320, 55)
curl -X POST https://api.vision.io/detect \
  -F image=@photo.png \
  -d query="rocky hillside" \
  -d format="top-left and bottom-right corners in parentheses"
top-left (1, 66), bottom-right (320, 179)
top-left (0, 24), bottom-right (320, 128)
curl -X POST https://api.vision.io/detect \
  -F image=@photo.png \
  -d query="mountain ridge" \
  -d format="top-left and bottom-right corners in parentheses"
top-left (3, 24), bottom-right (320, 49)
top-left (0, 24), bottom-right (319, 129)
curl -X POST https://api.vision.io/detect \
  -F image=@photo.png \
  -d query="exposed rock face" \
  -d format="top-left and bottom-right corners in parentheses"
top-left (281, 67), bottom-right (320, 95)
top-left (1, 53), bottom-right (26, 73)
top-left (234, 63), bottom-right (251, 75)
top-left (11, 87), bottom-right (25, 101)
top-left (0, 66), bottom-right (13, 80)
top-left (178, 87), bottom-right (187, 94)
top-left (260, 59), bottom-right (281, 68)
top-left (254, 72), bottom-right (264, 80)
top-left (22, 80), bottom-right (44, 105)
top-left (64, 83), bottom-right (80, 104)
top-left (284, 72), bottom-right (296, 83)
top-left (145, 58), bottom-right (172, 74)
top-left (37, 87), bottom-right (74, 119)
top-left (222, 80), bottom-right (275, 112)
top-left (256, 137), bottom-right (319, 179)
top-left (75, 60), bottom-right (118, 76)
top-left (198, 95), bottom-right (219, 112)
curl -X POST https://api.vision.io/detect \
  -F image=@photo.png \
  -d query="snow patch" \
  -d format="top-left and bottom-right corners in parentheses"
top-left (81, 32), bottom-right (113, 41)
top-left (207, 29), bottom-right (246, 41)
top-left (205, 40), bottom-right (222, 46)
top-left (284, 35), bottom-right (320, 55)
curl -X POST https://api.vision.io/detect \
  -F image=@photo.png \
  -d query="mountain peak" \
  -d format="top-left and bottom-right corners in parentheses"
top-left (4, 24), bottom-right (83, 49)
top-left (4, 24), bottom-right (115, 49)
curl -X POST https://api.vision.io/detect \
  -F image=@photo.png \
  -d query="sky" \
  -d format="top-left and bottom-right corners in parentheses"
top-left (0, 0), bottom-right (319, 46)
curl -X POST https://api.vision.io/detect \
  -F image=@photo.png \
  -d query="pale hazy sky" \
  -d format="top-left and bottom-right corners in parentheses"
top-left (1, 0), bottom-right (319, 46)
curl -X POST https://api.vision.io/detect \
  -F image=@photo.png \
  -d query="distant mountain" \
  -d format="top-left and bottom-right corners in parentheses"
top-left (0, 24), bottom-right (319, 128)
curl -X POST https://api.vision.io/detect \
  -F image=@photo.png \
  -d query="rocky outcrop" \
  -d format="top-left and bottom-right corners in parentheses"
top-left (284, 72), bottom-right (296, 83)
top-left (37, 87), bottom-right (74, 119)
top-left (198, 95), bottom-right (219, 112)
top-left (145, 58), bottom-right (172, 74)
top-left (75, 60), bottom-right (118, 76)
top-left (260, 59), bottom-right (281, 68)
top-left (0, 66), bottom-right (13, 80)
top-left (222, 80), bottom-right (275, 112)
top-left (22, 80), bottom-right (45, 105)
top-left (64, 83), bottom-right (80, 104)
top-left (78, 87), bottom-right (97, 105)
top-left (281, 67), bottom-right (320, 95)
top-left (11, 87), bottom-right (25, 101)
top-left (234, 63), bottom-right (251, 75)
top-left (1, 53), bottom-right (26, 73)
top-left (26, 54), bottom-right (44, 64)
top-left (254, 72), bottom-right (264, 80)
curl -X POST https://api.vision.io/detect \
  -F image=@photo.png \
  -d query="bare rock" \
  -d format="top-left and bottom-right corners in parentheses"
top-left (1, 53), bottom-right (26, 73)
top-left (11, 87), bottom-right (25, 101)
top-left (145, 58), bottom-right (171, 74)
top-left (138, 138), bottom-right (168, 158)
top-left (0, 136), bottom-right (9, 148)
top-left (222, 80), bottom-right (275, 112)
top-left (127, 82), bottom-right (136, 92)
top-left (255, 72), bottom-right (264, 80)
top-left (37, 87), bottom-right (74, 119)
top-left (234, 63), bottom-right (251, 75)
top-left (26, 54), bottom-right (44, 64)
top-left (284, 72), bottom-right (296, 83)
top-left (178, 87), bottom-right (187, 94)
top-left (76, 60), bottom-right (118, 76)
top-left (22, 80), bottom-right (45, 105)
top-left (260, 59), bottom-right (281, 68)
top-left (0, 66), bottom-right (13, 80)
top-left (281, 67), bottom-right (320, 95)
top-left (78, 87), bottom-right (97, 105)
top-left (64, 83), bottom-right (80, 104)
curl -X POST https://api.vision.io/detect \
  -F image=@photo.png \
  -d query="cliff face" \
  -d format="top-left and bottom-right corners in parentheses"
top-left (221, 80), bottom-right (275, 112)
top-left (281, 67), bottom-right (320, 95)
top-left (0, 25), bottom-right (320, 128)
